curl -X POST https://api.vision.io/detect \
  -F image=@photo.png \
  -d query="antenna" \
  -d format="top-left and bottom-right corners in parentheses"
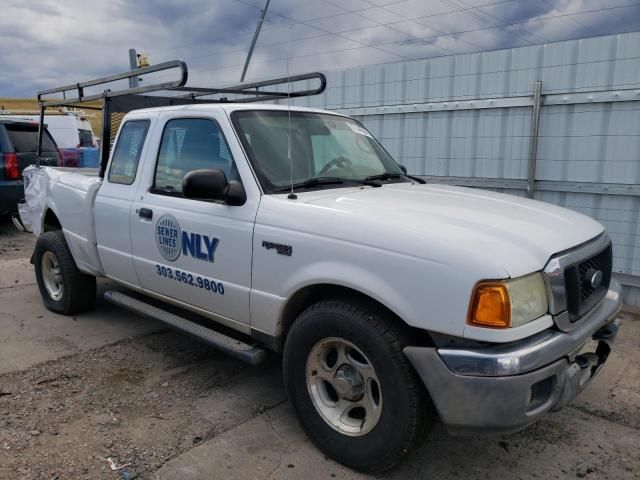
top-left (286, 35), bottom-right (297, 200)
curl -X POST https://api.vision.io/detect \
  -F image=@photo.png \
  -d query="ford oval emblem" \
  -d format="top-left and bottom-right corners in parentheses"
top-left (590, 270), bottom-right (603, 289)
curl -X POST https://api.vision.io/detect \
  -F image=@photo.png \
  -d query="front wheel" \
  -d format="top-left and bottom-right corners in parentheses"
top-left (283, 298), bottom-right (434, 472)
top-left (34, 230), bottom-right (96, 315)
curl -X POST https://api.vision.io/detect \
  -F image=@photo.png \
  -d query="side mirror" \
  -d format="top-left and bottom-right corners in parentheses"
top-left (399, 164), bottom-right (408, 174)
top-left (182, 169), bottom-right (246, 206)
top-left (225, 180), bottom-right (247, 206)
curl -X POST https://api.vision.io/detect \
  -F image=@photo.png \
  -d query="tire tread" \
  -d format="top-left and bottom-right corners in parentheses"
top-left (284, 297), bottom-right (433, 473)
top-left (34, 230), bottom-right (96, 315)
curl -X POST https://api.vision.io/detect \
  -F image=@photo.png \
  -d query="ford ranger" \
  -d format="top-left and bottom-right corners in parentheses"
top-left (18, 100), bottom-right (621, 472)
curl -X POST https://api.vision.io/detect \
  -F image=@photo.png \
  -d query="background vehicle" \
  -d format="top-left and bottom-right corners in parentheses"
top-left (0, 119), bottom-right (59, 216)
top-left (0, 111), bottom-right (98, 168)
top-left (17, 63), bottom-right (622, 472)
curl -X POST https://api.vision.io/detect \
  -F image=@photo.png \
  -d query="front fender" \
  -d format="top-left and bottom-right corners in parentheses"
top-left (279, 261), bottom-right (413, 326)
top-left (250, 230), bottom-right (473, 339)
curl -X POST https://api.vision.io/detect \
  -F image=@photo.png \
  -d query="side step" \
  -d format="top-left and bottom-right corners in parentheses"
top-left (104, 290), bottom-right (266, 366)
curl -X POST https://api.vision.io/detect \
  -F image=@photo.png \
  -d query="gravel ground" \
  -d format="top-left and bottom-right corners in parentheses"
top-left (0, 331), bottom-right (284, 479)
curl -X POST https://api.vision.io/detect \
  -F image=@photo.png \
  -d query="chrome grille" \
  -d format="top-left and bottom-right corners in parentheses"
top-left (579, 248), bottom-right (612, 301)
top-left (564, 245), bottom-right (612, 322)
top-left (543, 234), bottom-right (613, 332)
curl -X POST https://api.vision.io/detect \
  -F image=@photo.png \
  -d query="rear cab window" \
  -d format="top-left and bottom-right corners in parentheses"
top-left (77, 129), bottom-right (93, 147)
top-left (108, 120), bottom-right (150, 185)
top-left (151, 118), bottom-right (239, 197)
top-left (5, 124), bottom-right (57, 153)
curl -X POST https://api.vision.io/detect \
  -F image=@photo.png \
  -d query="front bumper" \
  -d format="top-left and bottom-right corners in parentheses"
top-left (405, 281), bottom-right (622, 436)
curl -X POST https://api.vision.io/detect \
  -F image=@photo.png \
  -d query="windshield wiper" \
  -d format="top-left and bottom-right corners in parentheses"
top-left (271, 173), bottom-right (392, 194)
top-left (364, 172), bottom-right (426, 184)
top-left (272, 177), bottom-right (350, 193)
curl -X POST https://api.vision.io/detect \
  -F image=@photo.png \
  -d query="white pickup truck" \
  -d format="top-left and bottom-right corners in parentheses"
top-left (18, 102), bottom-right (621, 472)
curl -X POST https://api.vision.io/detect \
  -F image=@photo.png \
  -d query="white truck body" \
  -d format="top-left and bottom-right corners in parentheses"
top-left (19, 102), bottom-right (622, 456)
top-left (19, 103), bottom-right (608, 341)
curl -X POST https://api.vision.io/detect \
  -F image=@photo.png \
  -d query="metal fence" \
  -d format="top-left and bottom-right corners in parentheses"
top-left (280, 31), bottom-right (640, 306)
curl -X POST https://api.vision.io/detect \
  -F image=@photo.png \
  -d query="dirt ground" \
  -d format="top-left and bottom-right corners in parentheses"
top-left (0, 219), bottom-right (35, 260)
top-left (0, 219), bottom-right (639, 480)
top-left (0, 331), bottom-right (283, 479)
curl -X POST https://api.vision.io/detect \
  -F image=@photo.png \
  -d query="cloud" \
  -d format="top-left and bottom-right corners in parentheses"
top-left (0, 0), bottom-right (638, 97)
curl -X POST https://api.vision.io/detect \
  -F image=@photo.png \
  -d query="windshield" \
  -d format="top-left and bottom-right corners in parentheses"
top-left (231, 110), bottom-right (403, 193)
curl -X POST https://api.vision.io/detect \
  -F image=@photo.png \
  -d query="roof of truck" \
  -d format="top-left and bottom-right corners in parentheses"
top-left (124, 102), bottom-right (349, 117)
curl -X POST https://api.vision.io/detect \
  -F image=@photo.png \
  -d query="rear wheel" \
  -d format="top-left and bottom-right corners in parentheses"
top-left (34, 231), bottom-right (96, 315)
top-left (283, 298), bottom-right (434, 472)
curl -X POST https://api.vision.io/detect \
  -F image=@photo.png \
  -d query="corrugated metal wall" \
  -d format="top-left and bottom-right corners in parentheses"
top-left (282, 32), bottom-right (640, 306)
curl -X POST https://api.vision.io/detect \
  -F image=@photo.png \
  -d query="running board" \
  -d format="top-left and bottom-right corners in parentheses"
top-left (104, 290), bottom-right (266, 366)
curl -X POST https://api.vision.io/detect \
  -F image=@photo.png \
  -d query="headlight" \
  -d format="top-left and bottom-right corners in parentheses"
top-left (467, 273), bottom-right (548, 328)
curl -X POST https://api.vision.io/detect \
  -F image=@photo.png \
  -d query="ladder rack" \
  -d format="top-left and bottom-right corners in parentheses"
top-left (35, 60), bottom-right (326, 176)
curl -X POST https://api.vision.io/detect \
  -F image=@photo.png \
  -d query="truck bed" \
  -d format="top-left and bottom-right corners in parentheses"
top-left (20, 166), bottom-right (104, 275)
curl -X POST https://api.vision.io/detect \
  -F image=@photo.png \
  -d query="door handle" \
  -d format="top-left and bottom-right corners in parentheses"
top-left (138, 208), bottom-right (153, 220)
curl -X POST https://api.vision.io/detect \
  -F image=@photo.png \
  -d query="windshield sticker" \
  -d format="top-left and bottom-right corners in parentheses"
top-left (155, 214), bottom-right (219, 263)
top-left (346, 122), bottom-right (372, 137)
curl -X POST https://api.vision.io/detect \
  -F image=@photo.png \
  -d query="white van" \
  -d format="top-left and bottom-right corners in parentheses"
top-left (0, 110), bottom-right (98, 167)
top-left (0, 110), bottom-right (95, 148)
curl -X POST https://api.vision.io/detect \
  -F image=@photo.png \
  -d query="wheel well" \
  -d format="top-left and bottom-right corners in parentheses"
top-left (43, 209), bottom-right (62, 231)
top-left (279, 284), bottom-right (433, 350)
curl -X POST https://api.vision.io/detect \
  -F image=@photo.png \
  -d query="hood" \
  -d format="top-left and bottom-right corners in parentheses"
top-left (288, 183), bottom-right (604, 278)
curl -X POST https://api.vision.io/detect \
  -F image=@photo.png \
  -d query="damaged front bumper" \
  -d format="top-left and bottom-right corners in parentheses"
top-left (405, 281), bottom-right (622, 435)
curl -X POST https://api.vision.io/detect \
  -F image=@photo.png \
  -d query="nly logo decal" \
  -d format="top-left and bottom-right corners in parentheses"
top-left (156, 214), bottom-right (182, 261)
top-left (155, 215), bottom-right (219, 263)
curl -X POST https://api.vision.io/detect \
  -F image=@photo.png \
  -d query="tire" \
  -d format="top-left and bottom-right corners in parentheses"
top-left (33, 230), bottom-right (96, 315)
top-left (283, 298), bottom-right (434, 473)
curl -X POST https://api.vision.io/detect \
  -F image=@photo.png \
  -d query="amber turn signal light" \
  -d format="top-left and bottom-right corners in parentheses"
top-left (467, 282), bottom-right (511, 328)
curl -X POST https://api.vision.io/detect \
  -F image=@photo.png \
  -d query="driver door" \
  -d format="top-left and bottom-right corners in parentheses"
top-left (129, 113), bottom-right (257, 330)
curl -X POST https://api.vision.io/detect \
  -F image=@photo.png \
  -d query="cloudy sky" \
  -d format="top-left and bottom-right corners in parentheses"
top-left (1, 0), bottom-right (639, 98)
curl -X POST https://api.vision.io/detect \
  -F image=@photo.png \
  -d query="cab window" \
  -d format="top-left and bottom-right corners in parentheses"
top-left (108, 120), bottom-right (149, 185)
top-left (78, 129), bottom-right (94, 147)
top-left (153, 118), bottom-right (239, 196)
